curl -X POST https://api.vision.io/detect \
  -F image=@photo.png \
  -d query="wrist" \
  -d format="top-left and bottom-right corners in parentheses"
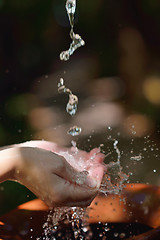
top-left (0, 147), bottom-right (20, 183)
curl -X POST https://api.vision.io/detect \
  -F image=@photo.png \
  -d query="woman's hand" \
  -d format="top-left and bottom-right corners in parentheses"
top-left (0, 141), bottom-right (105, 208)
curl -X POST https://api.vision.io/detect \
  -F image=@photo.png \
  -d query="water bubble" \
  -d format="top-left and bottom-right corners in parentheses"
top-left (68, 126), bottom-right (82, 136)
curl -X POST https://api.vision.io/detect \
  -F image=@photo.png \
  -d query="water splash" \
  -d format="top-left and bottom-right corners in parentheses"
top-left (41, 207), bottom-right (87, 239)
top-left (99, 139), bottom-right (129, 195)
top-left (39, 139), bottom-right (130, 239)
top-left (60, 0), bottom-right (85, 61)
top-left (50, 1), bottom-right (131, 239)
top-left (113, 140), bottom-right (121, 163)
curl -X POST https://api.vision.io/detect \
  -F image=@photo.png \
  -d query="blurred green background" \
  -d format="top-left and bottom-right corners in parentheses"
top-left (0, 0), bottom-right (160, 215)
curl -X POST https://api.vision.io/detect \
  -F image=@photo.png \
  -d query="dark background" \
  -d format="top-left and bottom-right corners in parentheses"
top-left (0, 0), bottom-right (160, 215)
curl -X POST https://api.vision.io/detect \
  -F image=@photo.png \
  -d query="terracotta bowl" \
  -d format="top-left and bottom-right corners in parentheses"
top-left (0, 184), bottom-right (160, 239)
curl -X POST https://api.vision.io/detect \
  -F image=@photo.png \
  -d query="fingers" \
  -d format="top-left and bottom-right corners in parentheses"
top-left (15, 143), bottom-right (105, 208)
top-left (49, 174), bottom-right (97, 207)
top-left (88, 166), bottom-right (104, 188)
top-left (88, 148), bottom-right (105, 164)
top-left (52, 155), bottom-right (98, 189)
top-left (17, 140), bottom-right (59, 152)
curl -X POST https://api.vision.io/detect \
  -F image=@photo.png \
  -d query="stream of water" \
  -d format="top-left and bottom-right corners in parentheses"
top-left (60, 0), bottom-right (85, 61)
top-left (39, 1), bottom-right (129, 239)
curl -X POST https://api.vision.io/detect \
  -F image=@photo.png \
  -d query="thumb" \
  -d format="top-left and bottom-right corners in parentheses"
top-left (54, 157), bottom-right (98, 189)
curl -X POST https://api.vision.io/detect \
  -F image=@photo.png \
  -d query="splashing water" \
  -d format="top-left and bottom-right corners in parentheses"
top-left (50, 1), bottom-right (130, 239)
top-left (71, 140), bottom-right (79, 153)
top-left (99, 139), bottom-right (129, 195)
top-left (41, 207), bottom-right (88, 240)
top-left (60, 0), bottom-right (85, 61)
top-left (39, 139), bottom-right (130, 239)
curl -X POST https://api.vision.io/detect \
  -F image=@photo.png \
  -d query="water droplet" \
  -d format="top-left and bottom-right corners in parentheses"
top-left (66, 0), bottom-right (76, 14)
top-left (68, 126), bottom-right (82, 136)
top-left (82, 226), bottom-right (89, 232)
top-left (66, 0), bottom-right (76, 27)
top-left (66, 94), bottom-right (78, 115)
top-left (60, 51), bottom-right (70, 61)
top-left (119, 233), bottom-right (126, 239)
top-left (114, 232), bottom-right (119, 237)
top-left (104, 227), bottom-right (110, 232)
top-left (130, 155), bottom-right (142, 161)
top-left (57, 78), bottom-right (78, 116)
top-left (66, 102), bottom-right (77, 115)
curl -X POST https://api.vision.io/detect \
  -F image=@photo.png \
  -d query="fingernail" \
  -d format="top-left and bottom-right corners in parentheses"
top-left (85, 177), bottom-right (97, 188)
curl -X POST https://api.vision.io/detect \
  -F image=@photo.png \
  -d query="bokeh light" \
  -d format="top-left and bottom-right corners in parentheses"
top-left (143, 76), bottom-right (160, 105)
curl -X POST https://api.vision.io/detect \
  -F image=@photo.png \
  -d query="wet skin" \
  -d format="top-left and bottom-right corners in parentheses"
top-left (0, 141), bottom-right (105, 208)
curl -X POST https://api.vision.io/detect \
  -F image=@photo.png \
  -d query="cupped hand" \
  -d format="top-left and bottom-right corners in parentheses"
top-left (12, 140), bottom-right (105, 208)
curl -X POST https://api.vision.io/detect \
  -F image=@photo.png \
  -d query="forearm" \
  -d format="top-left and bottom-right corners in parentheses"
top-left (0, 148), bottom-right (19, 183)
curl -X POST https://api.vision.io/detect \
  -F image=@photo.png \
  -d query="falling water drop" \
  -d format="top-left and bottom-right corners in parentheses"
top-left (68, 126), bottom-right (82, 136)
top-left (57, 78), bottom-right (78, 116)
top-left (60, 0), bottom-right (85, 61)
top-left (66, 94), bottom-right (78, 116)
top-left (66, 0), bottom-right (76, 27)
